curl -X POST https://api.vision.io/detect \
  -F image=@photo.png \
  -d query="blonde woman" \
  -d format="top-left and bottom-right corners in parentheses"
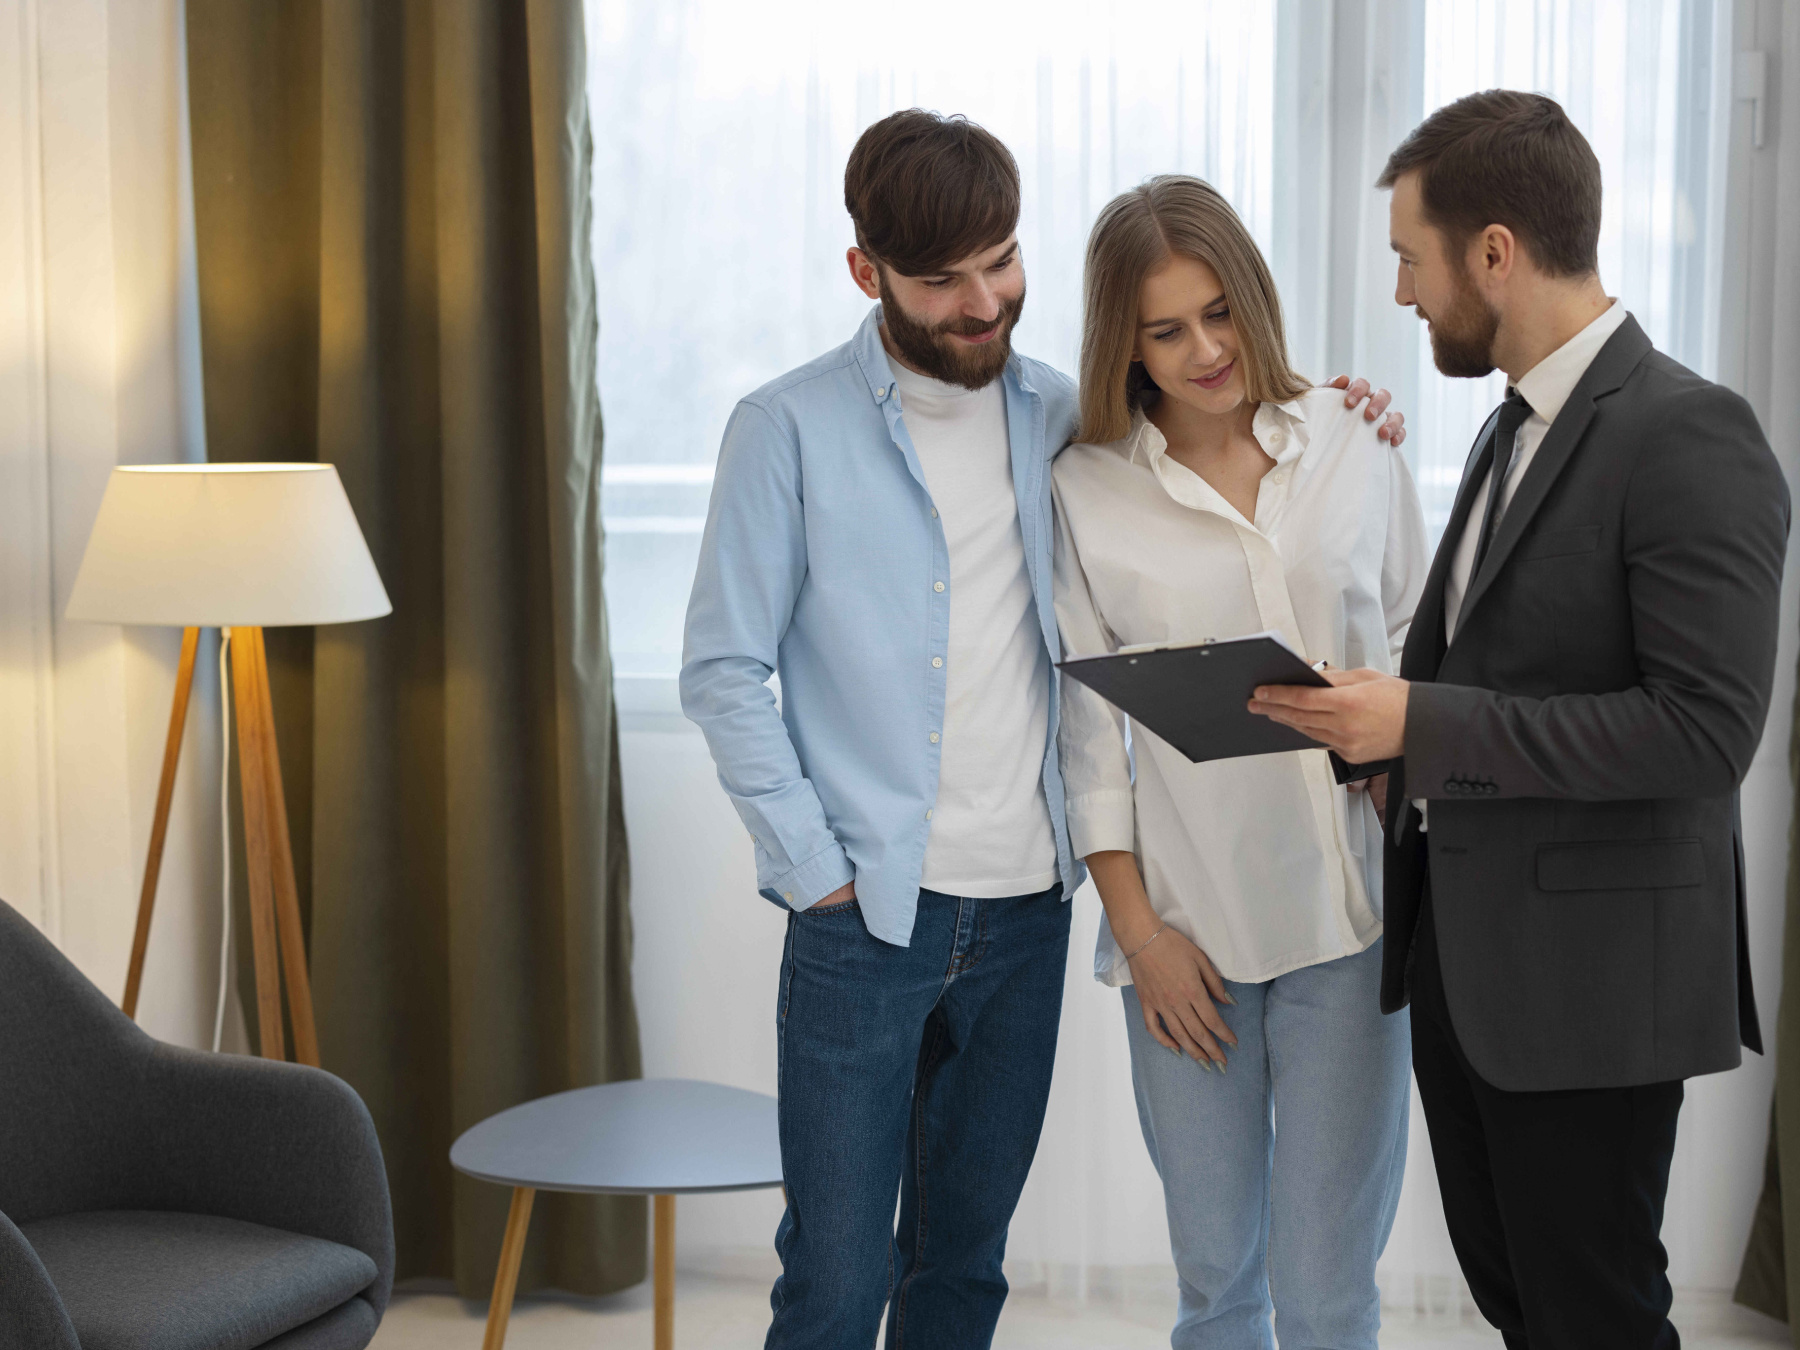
top-left (1052, 175), bottom-right (1428, 1346)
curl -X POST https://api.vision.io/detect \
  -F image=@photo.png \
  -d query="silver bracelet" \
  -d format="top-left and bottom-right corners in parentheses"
top-left (1122, 923), bottom-right (1167, 962)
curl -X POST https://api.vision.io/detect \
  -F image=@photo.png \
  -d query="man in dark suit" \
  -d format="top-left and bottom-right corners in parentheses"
top-left (1248, 90), bottom-right (1789, 1347)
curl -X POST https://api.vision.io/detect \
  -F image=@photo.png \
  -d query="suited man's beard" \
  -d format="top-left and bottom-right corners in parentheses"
top-left (1421, 268), bottom-right (1501, 379)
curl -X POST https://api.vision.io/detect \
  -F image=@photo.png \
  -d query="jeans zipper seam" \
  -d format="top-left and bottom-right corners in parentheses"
top-left (892, 1014), bottom-right (948, 1347)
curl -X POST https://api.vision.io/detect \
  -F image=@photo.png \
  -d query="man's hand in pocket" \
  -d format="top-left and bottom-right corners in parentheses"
top-left (810, 881), bottom-right (856, 910)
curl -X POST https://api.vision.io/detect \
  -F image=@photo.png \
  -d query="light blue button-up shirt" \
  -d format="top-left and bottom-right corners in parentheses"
top-left (680, 306), bottom-right (1082, 945)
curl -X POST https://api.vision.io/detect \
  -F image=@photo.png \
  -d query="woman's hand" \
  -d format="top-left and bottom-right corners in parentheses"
top-left (1086, 850), bottom-right (1238, 1068)
top-left (1128, 923), bottom-right (1239, 1069)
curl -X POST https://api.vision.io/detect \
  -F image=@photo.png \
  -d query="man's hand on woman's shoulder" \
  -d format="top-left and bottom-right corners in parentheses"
top-left (1326, 374), bottom-right (1407, 448)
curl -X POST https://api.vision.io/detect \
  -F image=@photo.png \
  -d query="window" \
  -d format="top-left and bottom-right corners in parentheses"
top-left (586, 0), bottom-right (1726, 677)
top-left (1408, 0), bottom-right (1722, 533)
top-left (587, 0), bottom-right (1277, 678)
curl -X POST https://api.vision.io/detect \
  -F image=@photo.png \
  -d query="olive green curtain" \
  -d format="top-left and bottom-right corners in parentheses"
top-left (186, 0), bottom-right (644, 1298)
top-left (1736, 680), bottom-right (1800, 1330)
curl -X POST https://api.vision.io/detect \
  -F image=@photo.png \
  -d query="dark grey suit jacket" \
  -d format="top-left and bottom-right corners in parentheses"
top-left (1381, 315), bottom-right (1789, 1093)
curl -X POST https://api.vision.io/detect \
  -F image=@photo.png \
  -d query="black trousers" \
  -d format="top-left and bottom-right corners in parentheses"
top-left (1411, 873), bottom-right (1683, 1349)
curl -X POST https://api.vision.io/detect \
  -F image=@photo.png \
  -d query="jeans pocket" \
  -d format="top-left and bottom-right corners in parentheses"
top-left (799, 898), bottom-right (862, 918)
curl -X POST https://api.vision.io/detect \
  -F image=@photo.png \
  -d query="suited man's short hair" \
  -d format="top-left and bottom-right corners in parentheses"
top-left (1379, 90), bottom-right (1602, 279)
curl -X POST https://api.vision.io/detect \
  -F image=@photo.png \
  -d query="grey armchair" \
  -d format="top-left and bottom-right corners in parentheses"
top-left (0, 898), bottom-right (394, 1350)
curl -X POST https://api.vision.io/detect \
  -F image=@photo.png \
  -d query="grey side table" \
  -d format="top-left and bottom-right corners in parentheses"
top-left (451, 1078), bottom-right (782, 1350)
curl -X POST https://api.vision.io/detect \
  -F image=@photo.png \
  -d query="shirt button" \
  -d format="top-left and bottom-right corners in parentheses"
top-left (930, 507), bottom-right (939, 518)
top-left (932, 657), bottom-right (943, 668)
top-left (783, 892), bottom-right (794, 902)
top-left (930, 732), bottom-right (940, 743)
top-left (934, 581), bottom-right (945, 592)
top-left (926, 809), bottom-right (933, 820)
top-left (876, 386), bottom-right (887, 398)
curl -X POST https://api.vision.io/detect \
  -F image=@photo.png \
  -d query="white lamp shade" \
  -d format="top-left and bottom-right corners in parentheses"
top-left (65, 463), bottom-right (393, 628)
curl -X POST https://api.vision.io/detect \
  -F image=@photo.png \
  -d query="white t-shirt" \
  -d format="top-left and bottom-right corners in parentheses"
top-left (888, 356), bottom-right (1060, 897)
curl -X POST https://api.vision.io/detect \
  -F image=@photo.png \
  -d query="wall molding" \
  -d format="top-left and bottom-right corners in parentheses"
top-left (0, 0), bottom-right (62, 940)
top-left (0, 0), bottom-right (222, 1051)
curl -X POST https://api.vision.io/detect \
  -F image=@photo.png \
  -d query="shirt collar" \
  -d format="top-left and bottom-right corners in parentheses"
top-left (852, 304), bottom-right (902, 406)
top-left (1513, 300), bottom-right (1628, 425)
top-left (1252, 397), bottom-right (1308, 465)
top-left (1127, 396), bottom-right (1308, 468)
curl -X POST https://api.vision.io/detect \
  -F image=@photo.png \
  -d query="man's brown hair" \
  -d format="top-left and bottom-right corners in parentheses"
top-left (844, 109), bottom-right (1020, 277)
top-left (1377, 90), bottom-right (1602, 278)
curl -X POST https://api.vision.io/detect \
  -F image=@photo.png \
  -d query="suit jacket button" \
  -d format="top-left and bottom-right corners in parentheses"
top-left (1486, 784), bottom-right (1499, 796)
top-left (1444, 780), bottom-right (1458, 794)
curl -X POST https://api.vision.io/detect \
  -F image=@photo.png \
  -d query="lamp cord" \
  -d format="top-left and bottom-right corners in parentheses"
top-left (211, 629), bottom-right (232, 1054)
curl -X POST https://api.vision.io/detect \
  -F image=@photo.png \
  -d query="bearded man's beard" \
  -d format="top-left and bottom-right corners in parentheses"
top-left (1422, 262), bottom-right (1501, 379)
top-left (879, 274), bottom-right (1027, 391)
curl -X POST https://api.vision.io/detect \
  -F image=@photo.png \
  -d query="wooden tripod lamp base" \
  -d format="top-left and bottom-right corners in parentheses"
top-left (120, 624), bottom-right (319, 1067)
top-left (65, 463), bottom-right (391, 1064)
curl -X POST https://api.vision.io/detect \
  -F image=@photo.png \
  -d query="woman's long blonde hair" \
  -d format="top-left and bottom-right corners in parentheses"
top-left (1077, 175), bottom-right (1309, 445)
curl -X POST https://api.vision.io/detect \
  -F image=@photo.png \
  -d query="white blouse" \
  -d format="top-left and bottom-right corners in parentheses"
top-left (1052, 390), bottom-right (1429, 985)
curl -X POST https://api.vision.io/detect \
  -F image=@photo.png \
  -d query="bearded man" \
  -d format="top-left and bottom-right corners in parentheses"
top-left (1249, 90), bottom-right (1788, 1348)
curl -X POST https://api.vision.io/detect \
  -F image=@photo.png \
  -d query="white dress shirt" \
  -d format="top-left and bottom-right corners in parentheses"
top-left (1442, 301), bottom-right (1627, 640)
top-left (1053, 389), bottom-right (1430, 984)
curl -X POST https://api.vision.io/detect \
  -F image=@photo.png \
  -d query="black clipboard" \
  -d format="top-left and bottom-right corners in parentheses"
top-left (1057, 633), bottom-right (1387, 783)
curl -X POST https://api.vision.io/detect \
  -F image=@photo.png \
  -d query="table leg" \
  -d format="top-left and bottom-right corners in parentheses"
top-left (482, 1186), bottom-right (536, 1350)
top-left (654, 1194), bottom-right (675, 1350)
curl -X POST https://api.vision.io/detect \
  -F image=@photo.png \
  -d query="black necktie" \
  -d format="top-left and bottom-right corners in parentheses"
top-left (1469, 390), bottom-right (1533, 580)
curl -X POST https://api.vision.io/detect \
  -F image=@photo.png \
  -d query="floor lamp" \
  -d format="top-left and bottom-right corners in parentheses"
top-left (66, 464), bottom-right (391, 1064)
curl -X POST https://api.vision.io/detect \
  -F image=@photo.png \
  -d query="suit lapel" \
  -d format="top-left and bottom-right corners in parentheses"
top-left (1450, 316), bottom-right (1653, 639)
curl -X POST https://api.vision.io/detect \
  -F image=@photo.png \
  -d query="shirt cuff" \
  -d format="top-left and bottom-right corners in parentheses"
top-left (761, 842), bottom-right (856, 911)
top-left (1066, 788), bottom-right (1136, 860)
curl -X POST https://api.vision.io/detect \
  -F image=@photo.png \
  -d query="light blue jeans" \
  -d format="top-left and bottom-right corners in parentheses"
top-left (1122, 938), bottom-right (1409, 1349)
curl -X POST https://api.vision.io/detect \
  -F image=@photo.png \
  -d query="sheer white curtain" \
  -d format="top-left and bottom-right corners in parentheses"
top-left (588, 0), bottom-right (1753, 1316)
top-left (1404, 0), bottom-right (1726, 534)
top-left (587, 0), bottom-right (1276, 678)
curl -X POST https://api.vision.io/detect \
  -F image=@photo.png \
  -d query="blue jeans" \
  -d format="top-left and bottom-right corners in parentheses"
top-left (766, 886), bottom-right (1070, 1350)
top-left (1123, 939), bottom-right (1410, 1349)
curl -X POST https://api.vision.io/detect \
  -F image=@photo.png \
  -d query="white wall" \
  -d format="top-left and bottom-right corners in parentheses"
top-left (0, 0), bottom-right (228, 1050)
